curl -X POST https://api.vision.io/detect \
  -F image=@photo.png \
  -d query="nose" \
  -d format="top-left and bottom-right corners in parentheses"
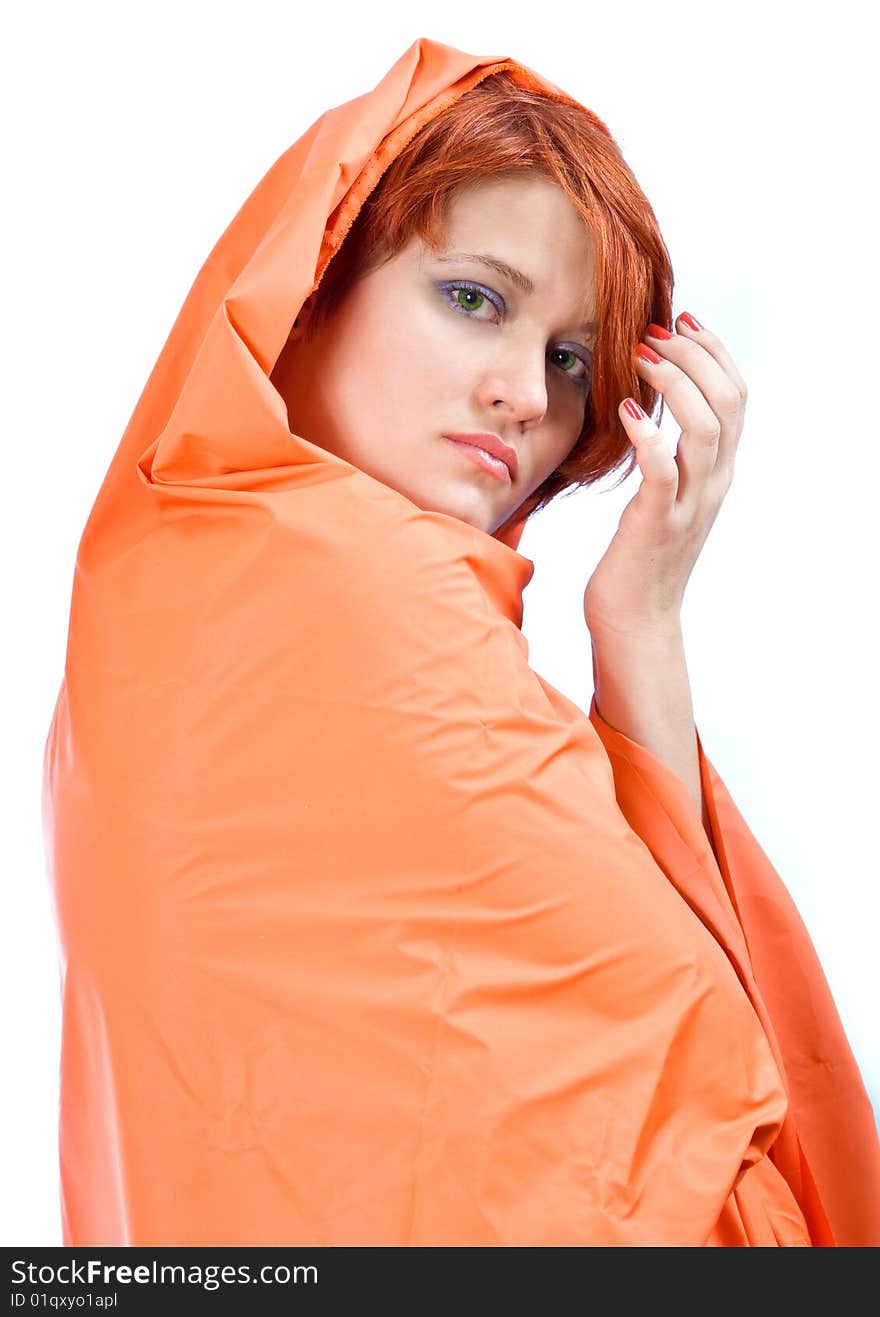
top-left (476, 342), bottom-right (548, 427)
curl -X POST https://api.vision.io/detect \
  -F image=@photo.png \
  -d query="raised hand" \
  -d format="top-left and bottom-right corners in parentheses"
top-left (583, 312), bottom-right (748, 643)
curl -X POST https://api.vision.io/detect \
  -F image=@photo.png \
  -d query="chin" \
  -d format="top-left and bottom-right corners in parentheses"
top-left (437, 490), bottom-right (504, 534)
top-left (395, 470), bottom-right (512, 535)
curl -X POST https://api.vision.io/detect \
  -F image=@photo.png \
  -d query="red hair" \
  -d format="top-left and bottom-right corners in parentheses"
top-left (298, 70), bottom-right (674, 522)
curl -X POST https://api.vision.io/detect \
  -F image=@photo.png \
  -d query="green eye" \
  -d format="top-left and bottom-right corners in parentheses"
top-left (455, 288), bottom-right (485, 312)
top-left (437, 279), bottom-right (503, 319)
top-left (550, 346), bottom-right (591, 387)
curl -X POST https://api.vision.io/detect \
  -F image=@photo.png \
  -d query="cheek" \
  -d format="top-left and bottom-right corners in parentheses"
top-left (391, 314), bottom-right (475, 417)
top-left (530, 394), bottom-right (587, 480)
top-left (343, 297), bottom-right (454, 406)
top-left (546, 379), bottom-right (588, 445)
top-left (548, 367), bottom-right (589, 419)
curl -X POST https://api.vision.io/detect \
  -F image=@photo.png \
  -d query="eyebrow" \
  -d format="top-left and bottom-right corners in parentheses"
top-left (434, 250), bottom-right (597, 337)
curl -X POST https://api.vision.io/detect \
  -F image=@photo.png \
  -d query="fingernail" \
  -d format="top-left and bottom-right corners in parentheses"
top-left (646, 323), bottom-right (674, 340)
top-left (623, 397), bottom-right (647, 420)
top-left (680, 312), bottom-right (703, 331)
top-left (637, 344), bottom-right (663, 364)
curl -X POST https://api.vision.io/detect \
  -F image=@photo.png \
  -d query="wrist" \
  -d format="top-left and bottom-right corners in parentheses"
top-left (587, 613), bottom-right (684, 653)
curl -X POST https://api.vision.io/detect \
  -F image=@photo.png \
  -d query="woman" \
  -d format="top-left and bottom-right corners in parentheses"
top-left (42, 37), bottom-right (880, 1246)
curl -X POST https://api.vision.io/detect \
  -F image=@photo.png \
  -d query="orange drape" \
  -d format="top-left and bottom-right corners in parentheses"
top-left (42, 36), bottom-right (880, 1246)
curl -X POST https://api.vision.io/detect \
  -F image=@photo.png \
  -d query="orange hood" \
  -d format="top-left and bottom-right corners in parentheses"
top-left (42, 37), bottom-right (880, 1246)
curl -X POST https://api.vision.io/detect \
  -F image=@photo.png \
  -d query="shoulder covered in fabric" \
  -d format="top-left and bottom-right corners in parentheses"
top-left (49, 464), bottom-right (796, 1244)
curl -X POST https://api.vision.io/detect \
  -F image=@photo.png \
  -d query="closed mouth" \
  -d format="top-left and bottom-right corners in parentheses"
top-left (442, 433), bottom-right (518, 481)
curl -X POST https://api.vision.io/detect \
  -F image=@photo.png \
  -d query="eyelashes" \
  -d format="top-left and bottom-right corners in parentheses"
top-left (435, 279), bottom-right (592, 386)
top-left (440, 279), bottom-right (505, 318)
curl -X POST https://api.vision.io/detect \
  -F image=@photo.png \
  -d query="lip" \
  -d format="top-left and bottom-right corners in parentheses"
top-left (442, 433), bottom-right (518, 481)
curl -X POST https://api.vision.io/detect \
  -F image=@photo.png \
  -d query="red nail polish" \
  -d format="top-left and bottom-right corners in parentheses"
top-left (623, 397), bottom-right (645, 420)
top-left (646, 323), bottom-right (674, 340)
top-left (680, 312), bottom-right (703, 331)
top-left (637, 344), bottom-right (663, 364)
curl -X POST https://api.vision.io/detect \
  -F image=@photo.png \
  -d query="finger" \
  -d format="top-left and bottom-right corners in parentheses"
top-left (620, 397), bottom-right (679, 516)
top-left (634, 342), bottom-right (722, 505)
top-left (672, 312), bottom-right (748, 398)
top-left (644, 314), bottom-right (746, 480)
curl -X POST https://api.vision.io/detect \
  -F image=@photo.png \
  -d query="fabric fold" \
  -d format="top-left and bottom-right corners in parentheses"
top-left (588, 697), bottom-right (880, 1244)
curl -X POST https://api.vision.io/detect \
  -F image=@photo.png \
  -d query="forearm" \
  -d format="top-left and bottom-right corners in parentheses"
top-left (590, 625), bottom-right (713, 842)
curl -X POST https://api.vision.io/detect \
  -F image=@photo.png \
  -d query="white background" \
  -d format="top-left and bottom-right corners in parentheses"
top-left (3, 0), bottom-right (877, 1245)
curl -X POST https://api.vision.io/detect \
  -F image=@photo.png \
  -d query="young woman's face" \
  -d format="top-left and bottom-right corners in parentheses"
top-left (272, 174), bottom-right (597, 536)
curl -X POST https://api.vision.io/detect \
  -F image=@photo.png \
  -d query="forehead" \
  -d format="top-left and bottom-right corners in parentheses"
top-left (445, 175), bottom-right (591, 247)
top-left (425, 176), bottom-right (597, 324)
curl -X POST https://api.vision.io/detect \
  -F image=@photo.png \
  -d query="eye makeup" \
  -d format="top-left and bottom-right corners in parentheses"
top-left (433, 278), bottom-right (593, 386)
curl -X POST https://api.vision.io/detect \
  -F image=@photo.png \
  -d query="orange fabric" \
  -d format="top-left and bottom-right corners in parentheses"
top-left (587, 701), bottom-right (880, 1244)
top-left (41, 36), bottom-right (880, 1247)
